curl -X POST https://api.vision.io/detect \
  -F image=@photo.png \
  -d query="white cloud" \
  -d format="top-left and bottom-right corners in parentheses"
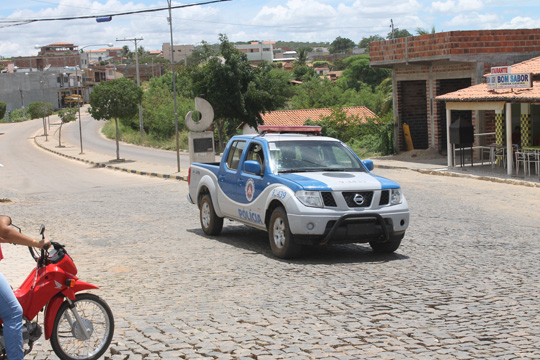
top-left (498, 16), bottom-right (540, 29)
top-left (444, 12), bottom-right (499, 27)
top-left (431, 0), bottom-right (484, 14)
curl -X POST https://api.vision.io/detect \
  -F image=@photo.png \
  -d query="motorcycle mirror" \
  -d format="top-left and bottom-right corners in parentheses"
top-left (39, 224), bottom-right (45, 236)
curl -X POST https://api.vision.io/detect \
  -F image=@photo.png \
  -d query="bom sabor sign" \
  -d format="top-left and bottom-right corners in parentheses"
top-left (487, 66), bottom-right (532, 90)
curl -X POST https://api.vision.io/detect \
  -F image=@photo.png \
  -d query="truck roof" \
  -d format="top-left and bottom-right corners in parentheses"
top-left (234, 133), bottom-right (341, 143)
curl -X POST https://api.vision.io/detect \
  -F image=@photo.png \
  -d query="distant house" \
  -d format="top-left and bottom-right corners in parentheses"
top-left (240, 106), bottom-right (377, 134)
top-left (235, 41), bottom-right (275, 63)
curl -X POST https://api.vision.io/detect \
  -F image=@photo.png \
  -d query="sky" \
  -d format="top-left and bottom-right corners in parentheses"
top-left (1, 0), bottom-right (540, 57)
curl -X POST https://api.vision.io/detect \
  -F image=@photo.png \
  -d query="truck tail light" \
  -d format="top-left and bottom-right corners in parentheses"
top-left (188, 167), bottom-right (191, 185)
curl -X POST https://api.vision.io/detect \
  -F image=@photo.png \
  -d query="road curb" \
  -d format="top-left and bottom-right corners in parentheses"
top-left (34, 136), bottom-right (186, 182)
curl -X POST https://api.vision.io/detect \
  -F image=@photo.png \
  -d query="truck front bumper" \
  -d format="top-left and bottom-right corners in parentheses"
top-left (287, 209), bottom-right (408, 245)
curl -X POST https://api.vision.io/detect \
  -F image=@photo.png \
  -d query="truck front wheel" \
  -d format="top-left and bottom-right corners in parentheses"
top-left (369, 234), bottom-right (403, 253)
top-left (200, 194), bottom-right (223, 236)
top-left (268, 207), bottom-right (301, 259)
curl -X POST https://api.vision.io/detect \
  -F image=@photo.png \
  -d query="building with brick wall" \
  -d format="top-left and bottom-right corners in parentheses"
top-left (370, 29), bottom-right (540, 155)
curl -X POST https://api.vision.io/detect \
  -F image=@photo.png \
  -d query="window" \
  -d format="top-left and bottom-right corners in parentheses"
top-left (245, 142), bottom-right (265, 175)
top-left (226, 140), bottom-right (246, 170)
top-left (269, 140), bottom-right (366, 173)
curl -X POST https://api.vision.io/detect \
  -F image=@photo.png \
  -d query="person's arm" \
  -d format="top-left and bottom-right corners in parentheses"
top-left (0, 216), bottom-right (50, 249)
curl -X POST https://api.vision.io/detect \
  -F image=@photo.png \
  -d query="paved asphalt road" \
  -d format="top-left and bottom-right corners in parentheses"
top-left (1, 118), bottom-right (540, 359)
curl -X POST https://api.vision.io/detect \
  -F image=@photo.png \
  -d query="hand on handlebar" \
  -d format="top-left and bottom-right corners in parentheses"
top-left (39, 238), bottom-right (51, 250)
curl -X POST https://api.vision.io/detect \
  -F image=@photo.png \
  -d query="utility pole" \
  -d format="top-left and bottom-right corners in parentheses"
top-left (117, 36), bottom-right (144, 137)
top-left (390, 19), bottom-right (395, 40)
top-left (168, 0), bottom-right (181, 172)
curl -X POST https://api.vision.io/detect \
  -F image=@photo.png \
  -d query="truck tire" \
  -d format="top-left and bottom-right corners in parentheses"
top-left (369, 234), bottom-right (403, 253)
top-left (268, 207), bottom-right (302, 259)
top-left (200, 194), bottom-right (223, 236)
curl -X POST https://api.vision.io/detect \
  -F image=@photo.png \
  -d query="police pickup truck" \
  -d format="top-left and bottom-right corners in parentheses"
top-left (187, 126), bottom-right (409, 259)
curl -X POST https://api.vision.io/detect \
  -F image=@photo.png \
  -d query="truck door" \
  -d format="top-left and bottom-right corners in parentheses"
top-left (217, 140), bottom-right (246, 215)
top-left (237, 141), bottom-right (266, 204)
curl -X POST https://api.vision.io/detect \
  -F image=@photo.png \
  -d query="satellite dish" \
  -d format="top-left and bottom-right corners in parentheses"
top-left (185, 97), bottom-right (214, 132)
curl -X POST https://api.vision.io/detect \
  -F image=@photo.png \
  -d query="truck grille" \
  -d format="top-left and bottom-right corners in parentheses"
top-left (379, 190), bottom-right (389, 205)
top-left (342, 191), bottom-right (373, 207)
top-left (321, 192), bottom-right (337, 207)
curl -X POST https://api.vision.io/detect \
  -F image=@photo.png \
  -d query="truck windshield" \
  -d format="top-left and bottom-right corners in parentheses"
top-left (269, 140), bottom-right (366, 174)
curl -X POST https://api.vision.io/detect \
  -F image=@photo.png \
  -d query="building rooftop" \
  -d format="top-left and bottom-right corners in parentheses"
top-left (437, 56), bottom-right (540, 102)
top-left (261, 107), bottom-right (377, 126)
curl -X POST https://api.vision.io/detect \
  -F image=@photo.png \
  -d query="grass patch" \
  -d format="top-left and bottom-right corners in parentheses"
top-left (102, 120), bottom-right (190, 151)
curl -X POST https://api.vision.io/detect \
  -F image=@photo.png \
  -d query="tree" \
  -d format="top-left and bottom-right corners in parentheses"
top-left (336, 54), bottom-right (391, 91)
top-left (0, 102), bottom-right (6, 121)
top-left (329, 37), bottom-right (356, 54)
top-left (56, 108), bottom-right (76, 147)
top-left (387, 28), bottom-right (412, 39)
top-left (416, 26), bottom-right (436, 35)
top-left (89, 78), bottom-right (143, 161)
top-left (358, 35), bottom-right (384, 52)
top-left (191, 34), bottom-right (291, 150)
top-left (295, 47), bottom-right (309, 66)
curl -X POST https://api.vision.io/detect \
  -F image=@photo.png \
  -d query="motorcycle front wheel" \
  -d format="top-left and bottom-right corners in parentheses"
top-left (50, 293), bottom-right (114, 360)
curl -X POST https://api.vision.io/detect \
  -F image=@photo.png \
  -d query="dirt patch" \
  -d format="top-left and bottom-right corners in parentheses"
top-left (376, 147), bottom-right (447, 165)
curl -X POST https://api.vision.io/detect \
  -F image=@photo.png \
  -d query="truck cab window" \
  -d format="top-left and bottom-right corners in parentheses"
top-left (226, 140), bottom-right (246, 170)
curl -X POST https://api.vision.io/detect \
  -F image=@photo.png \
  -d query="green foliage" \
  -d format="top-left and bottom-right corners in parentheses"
top-left (329, 37), bottom-right (356, 54)
top-left (89, 78), bottom-right (143, 122)
top-left (358, 35), bottom-right (384, 52)
top-left (58, 108), bottom-right (77, 124)
top-left (388, 28), bottom-right (412, 39)
top-left (305, 108), bottom-right (394, 156)
top-left (191, 34), bottom-right (291, 149)
top-left (9, 108), bottom-right (27, 122)
top-left (102, 119), bottom-right (189, 150)
top-left (312, 61), bottom-right (331, 69)
top-left (28, 102), bottom-right (54, 119)
top-left (0, 102), bottom-right (6, 120)
top-left (292, 63), bottom-right (315, 81)
top-left (336, 54), bottom-right (391, 90)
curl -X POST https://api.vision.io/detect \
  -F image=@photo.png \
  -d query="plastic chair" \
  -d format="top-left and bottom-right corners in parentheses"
top-left (494, 147), bottom-right (506, 168)
top-left (515, 150), bottom-right (527, 175)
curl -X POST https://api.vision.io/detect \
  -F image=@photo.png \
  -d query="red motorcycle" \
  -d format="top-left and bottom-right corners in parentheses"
top-left (0, 224), bottom-right (114, 360)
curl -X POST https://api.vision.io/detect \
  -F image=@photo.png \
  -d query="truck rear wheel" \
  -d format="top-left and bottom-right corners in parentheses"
top-left (268, 207), bottom-right (301, 259)
top-left (200, 194), bottom-right (223, 236)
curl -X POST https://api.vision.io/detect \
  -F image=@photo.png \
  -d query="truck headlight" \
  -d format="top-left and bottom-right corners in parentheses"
top-left (390, 188), bottom-right (402, 205)
top-left (295, 190), bottom-right (323, 208)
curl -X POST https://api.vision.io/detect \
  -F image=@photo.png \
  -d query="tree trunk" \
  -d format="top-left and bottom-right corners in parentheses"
top-left (58, 124), bottom-right (63, 147)
top-left (115, 118), bottom-right (120, 160)
top-left (216, 118), bottom-right (225, 152)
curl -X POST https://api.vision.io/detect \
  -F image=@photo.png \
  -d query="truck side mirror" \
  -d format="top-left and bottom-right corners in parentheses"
top-left (244, 160), bottom-right (262, 176)
top-left (362, 159), bottom-right (374, 171)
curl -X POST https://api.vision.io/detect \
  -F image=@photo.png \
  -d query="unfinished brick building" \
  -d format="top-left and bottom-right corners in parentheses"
top-left (370, 29), bottom-right (540, 154)
top-left (14, 42), bottom-right (80, 70)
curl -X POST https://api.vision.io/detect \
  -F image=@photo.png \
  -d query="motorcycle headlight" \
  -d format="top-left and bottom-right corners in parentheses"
top-left (295, 190), bottom-right (323, 208)
top-left (390, 188), bottom-right (402, 205)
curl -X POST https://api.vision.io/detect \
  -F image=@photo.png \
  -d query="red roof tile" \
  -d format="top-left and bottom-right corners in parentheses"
top-left (261, 107), bottom-right (377, 126)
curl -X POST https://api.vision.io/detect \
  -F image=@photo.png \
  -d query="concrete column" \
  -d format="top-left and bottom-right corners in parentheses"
top-left (506, 103), bottom-right (513, 175)
top-left (520, 103), bottom-right (532, 147)
top-left (446, 108), bottom-right (452, 167)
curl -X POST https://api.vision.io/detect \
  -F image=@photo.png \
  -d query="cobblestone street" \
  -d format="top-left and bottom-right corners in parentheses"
top-left (3, 168), bottom-right (539, 359)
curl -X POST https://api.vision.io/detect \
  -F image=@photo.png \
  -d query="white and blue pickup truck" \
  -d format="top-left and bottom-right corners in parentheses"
top-left (187, 127), bottom-right (409, 258)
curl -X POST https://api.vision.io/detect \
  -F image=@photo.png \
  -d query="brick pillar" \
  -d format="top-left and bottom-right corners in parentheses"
top-left (495, 111), bottom-right (504, 145)
top-left (520, 104), bottom-right (532, 147)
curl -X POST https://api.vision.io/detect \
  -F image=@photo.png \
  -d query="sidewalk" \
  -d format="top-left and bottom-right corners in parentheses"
top-left (34, 123), bottom-right (540, 188)
top-left (34, 124), bottom-right (189, 181)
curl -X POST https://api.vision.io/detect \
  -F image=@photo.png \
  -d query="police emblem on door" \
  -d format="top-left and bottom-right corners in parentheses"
top-left (245, 178), bottom-right (255, 202)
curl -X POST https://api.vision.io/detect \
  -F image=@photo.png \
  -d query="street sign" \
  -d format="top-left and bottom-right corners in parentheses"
top-left (487, 73), bottom-right (532, 89)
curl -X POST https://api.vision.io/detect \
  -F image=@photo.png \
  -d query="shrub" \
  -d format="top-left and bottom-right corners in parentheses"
top-left (0, 102), bottom-right (6, 120)
top-left (28, 102), bottom-right (54, 119)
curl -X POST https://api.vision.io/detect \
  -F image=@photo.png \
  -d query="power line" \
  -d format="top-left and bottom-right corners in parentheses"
top-left (0, 0), bottom-right (231, 28)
